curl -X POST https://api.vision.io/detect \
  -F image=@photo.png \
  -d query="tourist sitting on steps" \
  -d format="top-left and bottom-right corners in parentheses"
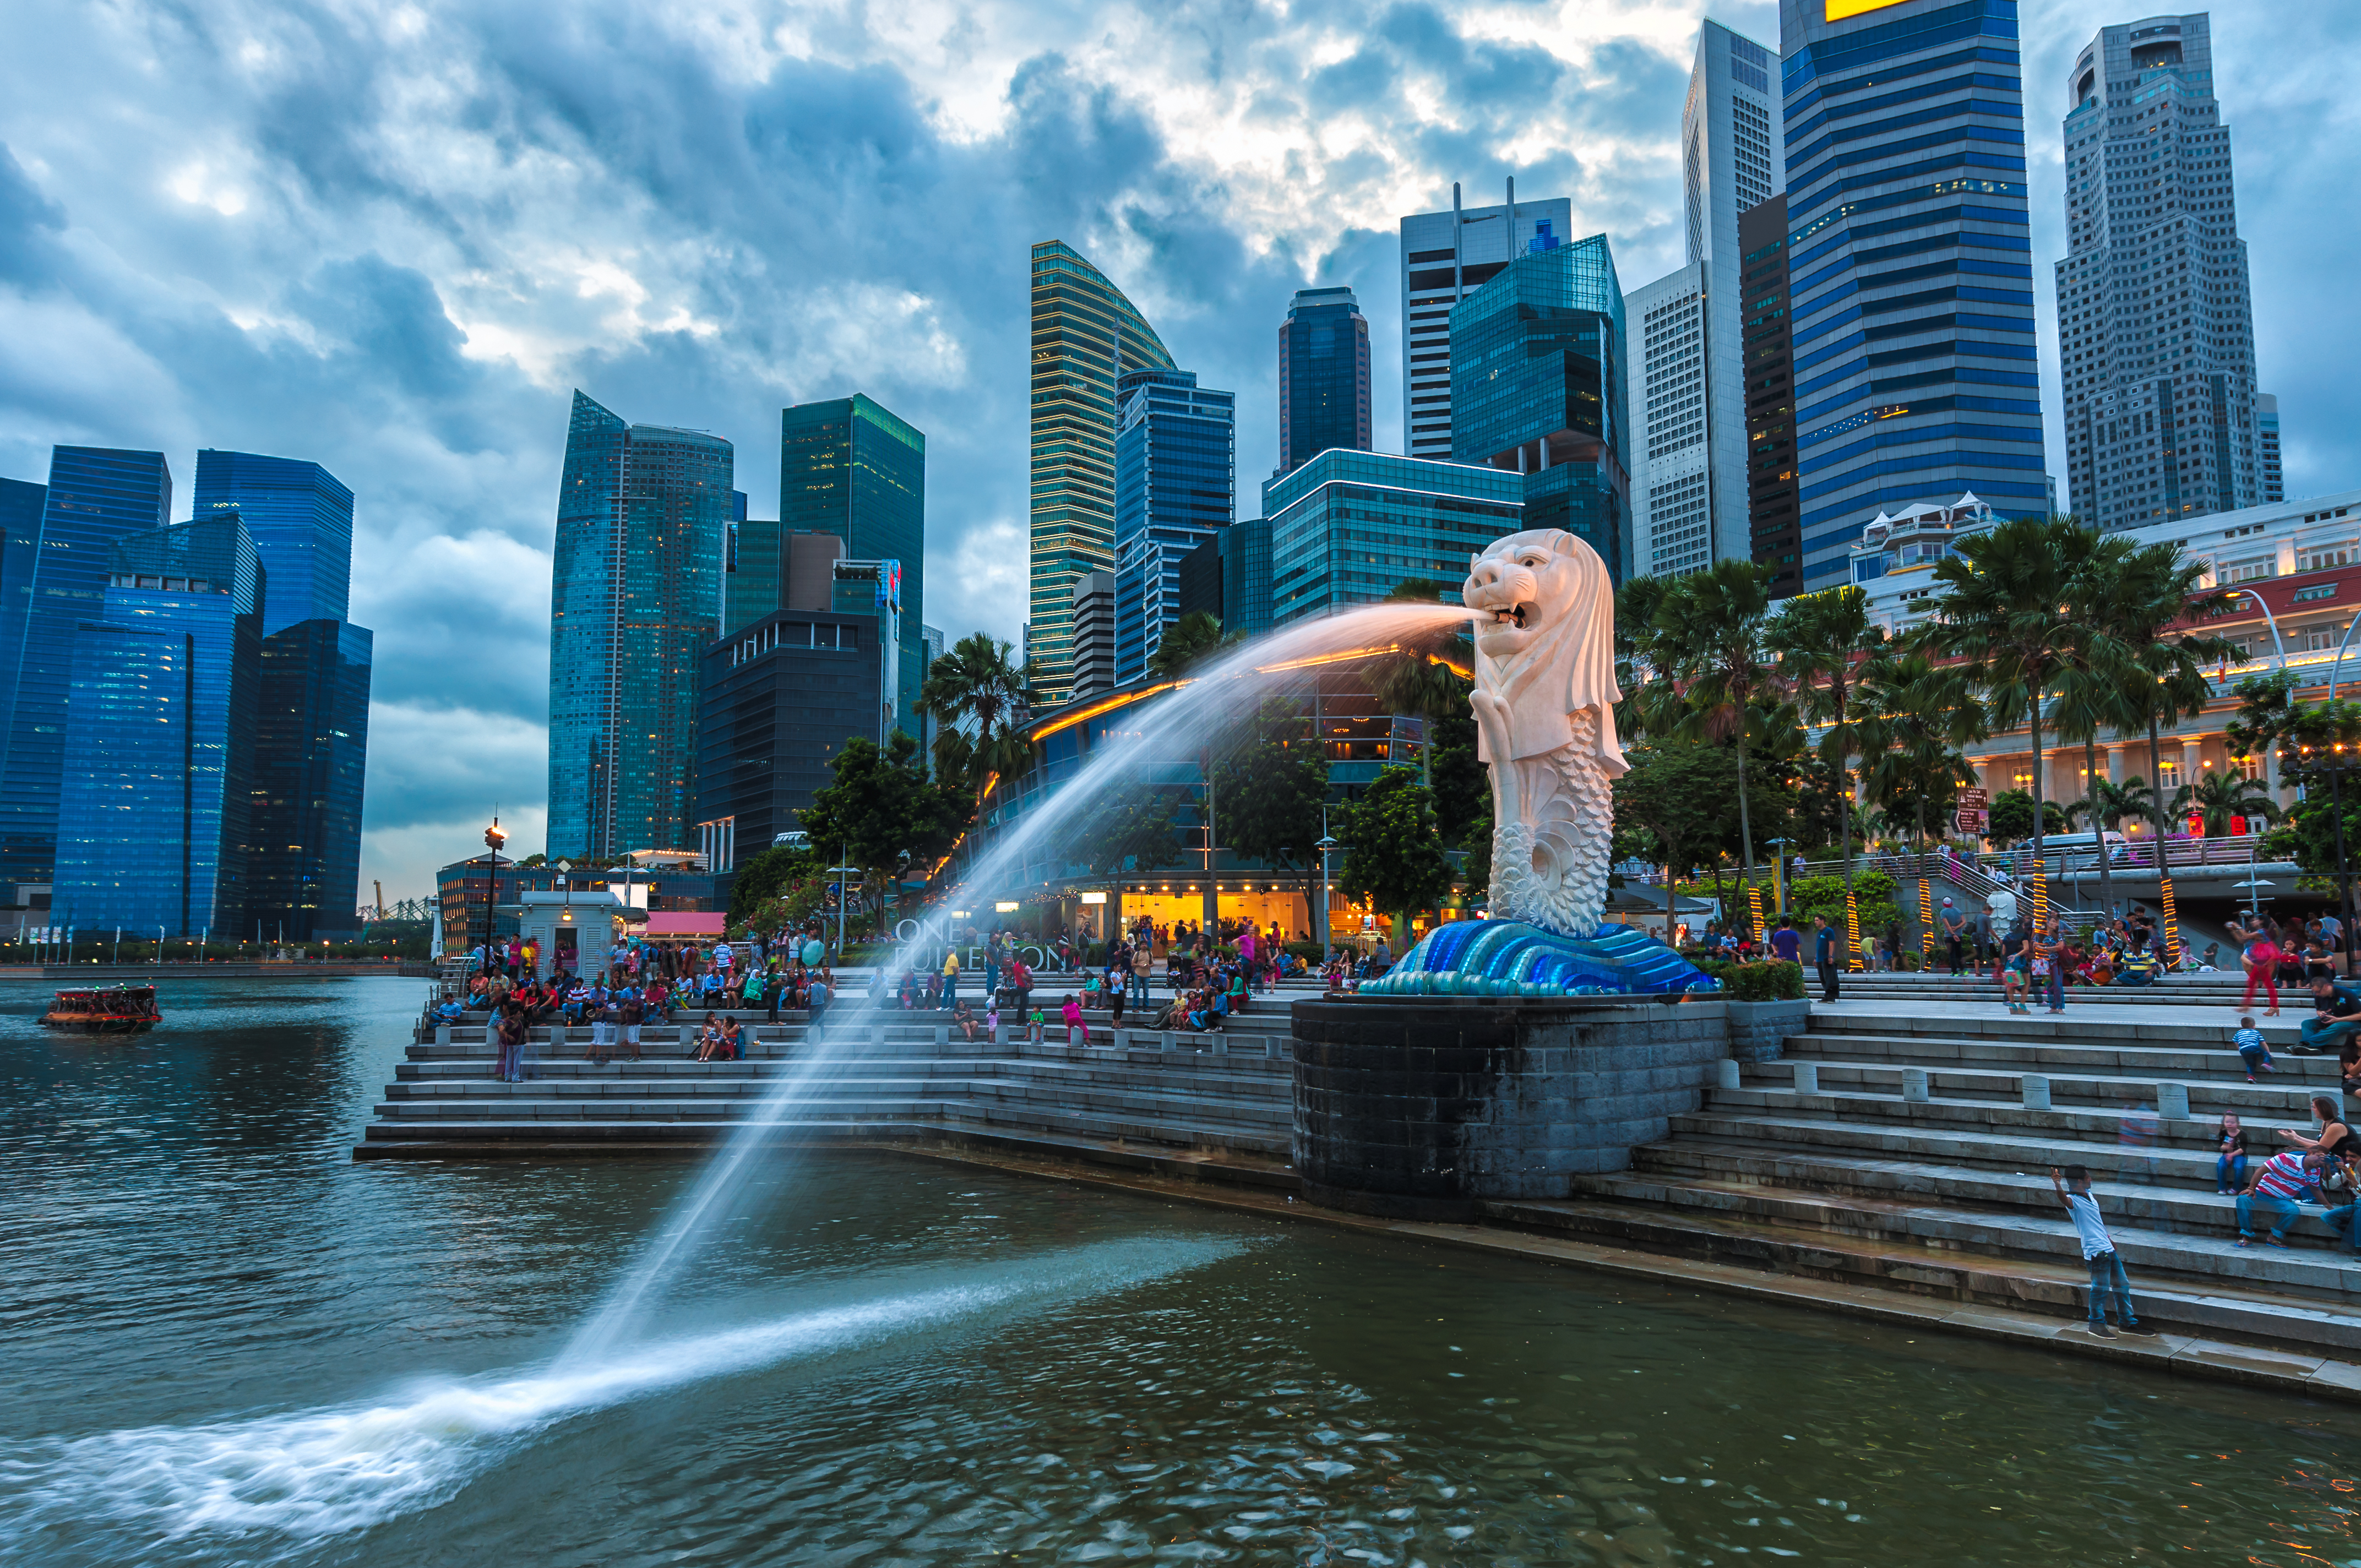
top-left (951, 1000), bottom-right (982, 1042)
top-left (2298, 975), bottom-right (2361, 1055)
top-left (2276, 1096), bottom-right (2358, 1164)
top-left (1059, 993), bottom-right (1085, 1048)
top-left (2237, 1147), bottom-right (2328, 1247)
top-left (693, 1012), bottom-right (727, 1063)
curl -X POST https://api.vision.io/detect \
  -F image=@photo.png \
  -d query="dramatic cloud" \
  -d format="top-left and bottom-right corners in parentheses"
top-left (0, 0), bottom-right (2353, 900)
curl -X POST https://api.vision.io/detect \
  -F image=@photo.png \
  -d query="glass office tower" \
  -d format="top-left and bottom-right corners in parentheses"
top-left (190, 450), bottom-right (353, 636)
top-left (779, 395), bottom-right (926, 724)
top-left (1449, 232), bottom-right (1629, 576)
top-left (547, 390), bottom-right (731, 861)
top-left (1739, 194), bottom-right (1806, 594)
top-left (1267, 453), bottom-right (1524, 625)
top-left (0, 447), bottom-right (173, 892)
top-left (248, 618), bottom-right (372, 941)
top-left (2055, 12), bottom-right (2261, 529)
top-left (54, 516), bottom-right (263, 934)
top-left (1398, 190), bottom-right (1575, 464)
top-left (1027, 241), bottom-right (1174, 708)
top-left (1111, 368), bottom-right (1234, 687)
top-left (1277, 287), bottom-right (1372, 476)
top-left (1778, 0), bottom-right (2047, 587)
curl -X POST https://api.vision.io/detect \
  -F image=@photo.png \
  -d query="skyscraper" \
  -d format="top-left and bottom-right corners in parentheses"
top-left (1398, 188), bottom-right (1574, 464)
top-left (1684, 21), bottom-right (1787, 568)
top-left (54, 516), bottom-right (263, 934)
top-left (1449, 231), bottom-right (1629, 576)
top-left (1029, 241), bottom-right (1175, 708)
top-left (1267, 454), bottom-right (1524, 625)
top-left (779, 395), bottom-right (925, 721)
top-left (1778, 0), bottom-right (2047, 588)
top-left (2258, 393), bottom-right (2283, 503)
top-left (1111, 368), bottom-right (1234, 687)
top-left (1739, 195), bottom-right (1805, 595)
top-left (190, 450), bottom-right (353, 636)
top-left (2056, 13), bottom-right (2261, 530)
top-left (1624, 263), bottom-right (1712, 578)
top-left (546, 390), bottom-right (731, 861)
top-left (248, 618), bottom-right (372, 941)
top-left (0, 447), bottom-right (172, 892)
top-left (1277, 287), bottom-right (1372, 476)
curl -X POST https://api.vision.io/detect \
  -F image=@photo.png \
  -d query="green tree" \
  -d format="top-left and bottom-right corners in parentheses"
top-left (727, 843), bottom-right (816, 924)
top-left (1769, 585), bottom-right (1885, 925)
top-left (1214, 713), bottom-right (1332, 928)
top-left (2069, 774), bottom-right (2161, 835)
top-left (1640, 559), bottom-right (1789, 901)
top-left (1613, 740), bottom-right (1741, 938)
top-left (1985, 789), bottom-right (2067, 845)
top-left (921, 633), bottom-right (1030, 811)
top-left (1856, 645), bottom-right (1982, 849)
top-left (797, 732), bottom-right (972, 937)
top-left (1337, 765), bottom-right (1454, 950)
top-left (2173, 769), bottom-right (2277, 837)
top-left (1148, 611), bottom-right (1236, 683)
top-left (1925, 515), bottom-right (2097, 883)
top-left (2110, 541), bottom-right (2239, 853)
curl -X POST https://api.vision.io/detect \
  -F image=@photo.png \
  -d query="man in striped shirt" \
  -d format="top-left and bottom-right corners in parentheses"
top-left (2237, 1148), bottom-right (2327, 1247)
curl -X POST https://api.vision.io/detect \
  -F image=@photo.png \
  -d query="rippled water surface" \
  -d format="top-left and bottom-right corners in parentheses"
top-left (3, 975), bottom-right (2359, 1566)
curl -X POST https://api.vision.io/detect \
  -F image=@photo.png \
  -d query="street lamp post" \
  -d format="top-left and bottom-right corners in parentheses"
top-left (476, 816), bottom-right (508, 983)
top-left (1315, 829), bottom-right (1340, 962)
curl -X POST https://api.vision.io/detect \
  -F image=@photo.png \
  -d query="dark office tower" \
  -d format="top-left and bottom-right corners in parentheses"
top-left (779, 394), bottom-right (925, 726)
top-left (247, 619), bottom-right (371, 941)
top-left (54, 517), bottom-right (263, 934)
top-left (0, 447), bottom-right (172, 891)
top-left (1740, 194), bottom-right (1803, 594)
top-left (2258, 394), bottom-right (2283, 503)
top-left (1277, 287), bottom-right (1373, 475)
top-left (1399, 188), bottom-right (1575, 462)
top-left (190, 450), bottom-right (353, 636)
top-left (1112, 368), bottom-right (1235, 687)
top-left (2056, 13), bottom-right (2260, 530)
top-left (1449, 232), bottom-right (1629, 576)
top-left (546, 390), bottom-right (731, 861)
top-left (1029, 240), bottom-right (1174, 708)
top-left (0, 479), bottom-right (42, 741)
top-left (1778, 0), bottom-right (2047, 589)
top-left (725, 514), bottom-right (783, 636)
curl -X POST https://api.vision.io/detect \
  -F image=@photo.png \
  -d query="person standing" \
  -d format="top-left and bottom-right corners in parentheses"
top-left (1770, 916), bottom-right (1802, 966)
top-left (1129, 938), bottom-right (1152, 1009)
top-left (2048, 1166), bottom-right (2156, 1338)
top-left (2035, 917), bottom-right (2068, 1014)
top-left (1811, 914), bottom-right (1840, 1003)
top-left (940, 945), bottom-right (959, 1006)
top-left (2242, 927), bottom-right (2285, 1017)
top-left (1938, 897), bottom-right (1967, 977)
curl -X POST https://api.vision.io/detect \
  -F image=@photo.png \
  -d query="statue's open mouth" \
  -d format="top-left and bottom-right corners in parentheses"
top-left (1493, 602), bottom-right (1534, 629)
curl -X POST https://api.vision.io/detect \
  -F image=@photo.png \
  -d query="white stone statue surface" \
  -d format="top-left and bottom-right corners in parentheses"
top-left (1460, 529), bottom-right (1628, 939)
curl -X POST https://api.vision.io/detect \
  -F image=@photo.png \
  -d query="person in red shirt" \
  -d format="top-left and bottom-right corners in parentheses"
top-left (2243, 930), bottom-right (2284, 1016)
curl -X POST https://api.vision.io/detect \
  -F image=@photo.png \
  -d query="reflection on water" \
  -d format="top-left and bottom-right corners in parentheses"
top-left (1, 977), bottom-right (2357, 1566)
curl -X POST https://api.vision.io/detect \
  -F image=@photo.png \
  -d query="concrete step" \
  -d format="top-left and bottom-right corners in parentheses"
top-left (1707, 1084), bottom-right (2319, 1151)
top-left (1777, 1030), bottom-right (2340, 1083)
top-left (379, 1077), bottom-right (1293, 1125)
top-left (1667, 1108), bottom-right (2249, 1191)
top-left (1741, 1059), bottom-right (2328, 1117)
top-left (1489, 1192), bottom-right (2361, 1356)
top-left (1805, 1011), bottom-right (2319, 1048)
top-left (362, 1106), bottom-right (1288, 1157)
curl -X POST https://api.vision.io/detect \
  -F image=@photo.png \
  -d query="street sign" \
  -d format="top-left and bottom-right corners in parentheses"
top-left (1955, 809), bottom-right (1989, 837)
top-left (1958, 787), bottom-right (1989, 808)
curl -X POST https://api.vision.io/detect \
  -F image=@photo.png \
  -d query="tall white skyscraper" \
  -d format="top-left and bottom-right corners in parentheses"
top-left (1397, 187), bottom-right (1573, 464)
top-left (1624, 264), bottom-right (1711, 579)
top-left (2056, 13), bottom-right (2262, 529)
top-left (1682, 19), bottom-right (1783, 568)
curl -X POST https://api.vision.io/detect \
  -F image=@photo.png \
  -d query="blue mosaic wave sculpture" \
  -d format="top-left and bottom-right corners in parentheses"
top-left (1358, 919), bottom-right (1721, 998)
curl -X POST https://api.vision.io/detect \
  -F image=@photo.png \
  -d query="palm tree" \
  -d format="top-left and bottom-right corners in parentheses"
top-left (1926, 516), bottom-right (2098, 892)
top-left (2048, 532), bottom-right (2144, 918)
top-left (1371, 580), bottom-right (1474, 789)
top-left (2108, 541), bottom-right (2239, 864)
top-left (920, 633), bottom-right (1029, 815)
top-left (2173, 769), bottom-right (2278, 837)
top-left (1770, 585), bottom-right (1885, 930)
top-left (1147, 611), bottom-right (1233, 683)
top-left (1642, 559), bottom-right (1787, 901)
top-left (2071, 774), bottom-right (2160, 835)
top-left (1857, 645), bottom-right (1984, 851)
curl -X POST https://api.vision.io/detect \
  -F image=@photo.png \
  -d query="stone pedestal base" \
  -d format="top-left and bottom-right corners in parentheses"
top-left (1291, 994), bottom-right (1731, 1219)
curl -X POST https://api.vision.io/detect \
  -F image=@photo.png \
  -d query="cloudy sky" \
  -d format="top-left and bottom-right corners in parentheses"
top-left (2, 0), bottom-right (2355, 902)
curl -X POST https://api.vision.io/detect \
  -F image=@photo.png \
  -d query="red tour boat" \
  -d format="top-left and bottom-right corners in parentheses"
top-left (40, 985), bottom-right (161, 1033)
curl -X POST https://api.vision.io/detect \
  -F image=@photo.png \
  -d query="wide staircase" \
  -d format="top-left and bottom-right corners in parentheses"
top-left (357, 1006), bottom-right (1294, 1170)
top-left (1827, 969), bottom-right (2263, 1010)
top-left (1497, 1004), bottom-right (2361, 1359)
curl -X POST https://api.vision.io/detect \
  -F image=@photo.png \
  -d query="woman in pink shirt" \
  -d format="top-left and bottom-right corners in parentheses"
top-left (1060, 993), bottom-right (1085, 1048)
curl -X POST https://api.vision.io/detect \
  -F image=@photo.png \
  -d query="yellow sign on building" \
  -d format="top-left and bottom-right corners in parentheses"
top-left (1827, 0), bottom-right (1912, 19)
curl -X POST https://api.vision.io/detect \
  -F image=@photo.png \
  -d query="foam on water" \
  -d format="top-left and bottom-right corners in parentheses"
top-left (0, 1236), bottom-right (1242, 1559)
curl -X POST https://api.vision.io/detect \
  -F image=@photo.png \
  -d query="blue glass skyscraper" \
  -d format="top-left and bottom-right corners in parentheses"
top-left (1111, 369), bottom-right (1233, 685)
top-left (249, 618), bottom-right (372, 942)
top-left (1277, 287), bottom-right (1372, 476)
top-left (549, 391), bottom-right (732, 859)
top-left (191, 450), bottom-right (353, 635)
top-left (0, 447), bottom-right (172, 892)
top-left (1449, 232), bottom-right (1629, 575)
top-left (54, 517), bottom-right (263, 934)
top-left (1778, 0), bottom-right (2047, 588)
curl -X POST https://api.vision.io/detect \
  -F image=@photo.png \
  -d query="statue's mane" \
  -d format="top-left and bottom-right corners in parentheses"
top-left (1470, 530), bottom-right (1626, 776)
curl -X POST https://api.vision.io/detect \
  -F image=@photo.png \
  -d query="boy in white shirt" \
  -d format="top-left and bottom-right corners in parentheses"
top-left (2049, 1164), bottom-right (2158, 1339)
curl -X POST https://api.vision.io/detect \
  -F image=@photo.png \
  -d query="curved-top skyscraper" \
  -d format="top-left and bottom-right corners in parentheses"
top-left (1027, 241), bottom-right (1173, 710)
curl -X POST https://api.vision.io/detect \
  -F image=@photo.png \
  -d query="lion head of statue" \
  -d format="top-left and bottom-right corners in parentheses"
top-left (1460, 529), bottom-right (1625, 772)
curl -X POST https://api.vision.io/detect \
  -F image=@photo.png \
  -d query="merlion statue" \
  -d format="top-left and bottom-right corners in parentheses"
top-left (1462, 529), bottom-right (1625, 938)
top-left (1359, 530), bottom-right (1717, 998)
